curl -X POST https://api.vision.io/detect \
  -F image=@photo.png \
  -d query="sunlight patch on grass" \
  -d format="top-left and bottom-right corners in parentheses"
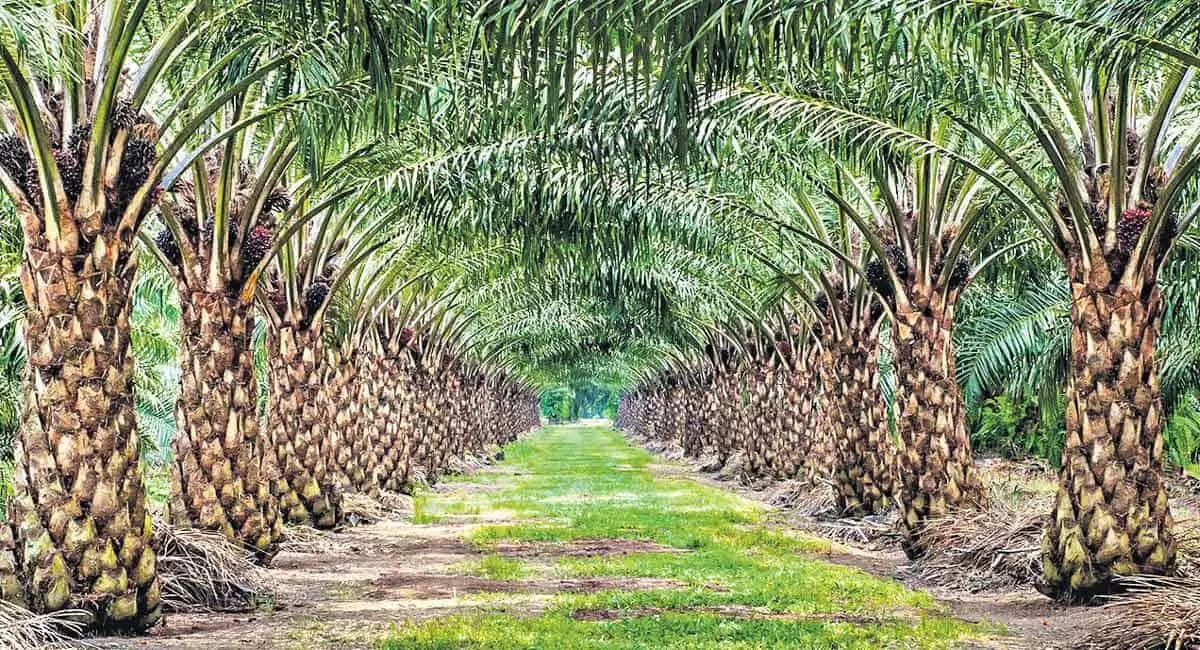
top-left (382, 426), bottom-right (987, 649)
top-left (457, 553), bottom-right (531, 580)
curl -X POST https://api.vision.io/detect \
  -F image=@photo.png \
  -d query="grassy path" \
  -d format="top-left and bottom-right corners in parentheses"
top-left (382, 425), bottom-right (985, 649)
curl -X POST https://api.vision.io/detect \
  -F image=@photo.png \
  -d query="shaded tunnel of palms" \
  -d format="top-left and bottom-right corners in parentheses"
top-left (0, 1), bottom-right (1196, 645)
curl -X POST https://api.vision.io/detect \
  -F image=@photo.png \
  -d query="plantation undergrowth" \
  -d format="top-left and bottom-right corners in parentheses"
top-left (382, 425), bottom-right (986, 649)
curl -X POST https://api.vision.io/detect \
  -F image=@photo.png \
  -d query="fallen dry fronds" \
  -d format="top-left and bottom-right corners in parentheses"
top-left (764, 481), bottom-right (837, 518)
top-left (907, 497), bottom-right (1048, 592)
top-left (342, 491), bottom-right (411, 525)
top-left (692, 453), bottom-right (723, 474)
top-left (280, 525), bottom-right (341, 554)
top-left (377, 490), bottom-right (415, 516)
top-left (408, 465), bottom-right (429, 491)
top-left (660, 441), bottom-right (686, 461)
top-left (715, 451), bottom-right (748, 482)
top-left (1080, 575), bottom-right (1200, 650)
top-left (0, 600), bottom-right (87, 649)
top-left (800, 511), bottom-right (900, 547)
top-left (1175, 518), bottom-right (1200, 579)
top-left (446, 456), bottom-right (472, 475)
top-left (154, 517), bottom-right (274, 613)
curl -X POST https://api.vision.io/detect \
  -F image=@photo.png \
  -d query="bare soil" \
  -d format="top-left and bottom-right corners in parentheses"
top-left (568, 605), bottom-right (913, 625)
top-left (93, 493), bottom-right (694, 649)
top-left (492, 538), bottom-right (687, 558)
top-left (94, 443), bottom-right (1102, 649)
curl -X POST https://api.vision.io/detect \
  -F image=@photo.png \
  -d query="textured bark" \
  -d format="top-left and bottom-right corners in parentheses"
top-left (745, 363), bottom-right (775, 477)
top-left (779, 347), bottom-right (821, 481)
top-left (818, 332), bottom-right (894, 516)
top-left (378, 357), bottom-right (414, 494)
top-left (168, 291), bottom-right (282, 555)
top-left (408, 368), bottom-right (435, 483)
top-left (712, 371), bottom-right (742, 462)
top-left (267, 327), bottom-right (341, 528)
top-left (1040, 254), bottom-right (1175, 601)
top-left (4, 242), bottom-right (161, 628)
top-left (893, 290), bottom-right (986, 557)
top-left (322, 347), bottom-right (355, 492)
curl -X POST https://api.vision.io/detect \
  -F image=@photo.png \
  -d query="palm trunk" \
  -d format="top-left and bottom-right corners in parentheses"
top-left (4, 242), bottom-right (160, 627)
top-left (893, 289), bottom-right (986, 556)
top-left (323, 347), bottom-right (355, 493)
top-left (348, 347), bottom-right (384, 494)
top-left (781, 347), bottom-right (820, 481)
top-left (267, 326), bottom-right (341, 528)
top-left (819, 331), bottom-right (895, 516)
top-left (1040, 260), bottom-right (1175, 601)
top-left (745, 364), bottom-right (773, 477)
top-left (407, 370), bottom-right (431, 481)
top-left (379, 358), bottom-right (414, 493)
top-left (168, 290), bottom-right (281, 555)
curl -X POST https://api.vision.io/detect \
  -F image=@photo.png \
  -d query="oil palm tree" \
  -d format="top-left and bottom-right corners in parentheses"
top-left (0, 0), bottom-right (324, 626)
top-left (896, 0), bottom-right (1200, 598)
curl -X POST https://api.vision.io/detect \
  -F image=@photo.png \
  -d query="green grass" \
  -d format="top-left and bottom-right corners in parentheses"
top-left (458, 553), bottom-right (532, 580)
top-left (385, 425), bottom-right (987, 649)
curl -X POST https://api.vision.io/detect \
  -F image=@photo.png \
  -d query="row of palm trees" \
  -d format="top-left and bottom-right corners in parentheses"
top-left (2, 0), bottom-right (1200, 634)
top-left (0, 0), bottom-right (557, 630)
top-left (549, 1), bottom-right (1200, 607)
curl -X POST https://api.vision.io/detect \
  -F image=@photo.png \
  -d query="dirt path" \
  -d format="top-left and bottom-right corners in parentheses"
top-left (94, 484), bottom-right (695, 648)
top-left (95, 427), bottom-right (1090, 649)
top-left (96, 518), bottom-right (491, 648)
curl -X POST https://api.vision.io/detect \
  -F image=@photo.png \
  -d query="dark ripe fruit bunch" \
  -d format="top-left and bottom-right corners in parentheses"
top-left (1087, 202), bottom-right (1105, 235)
top-left (865, 260), bottom-right (892, 299)
top-left (1158, 216), bottom-right (1180, 252)
top-left (201, 216), bottom-right (241, 248)
top-left (0, 135), bottom-right (35, 198)
top-left (263, 188), bottom-right (291, 215)
top-left (949, 258), bottom-right (971, 291)
top-left (155, 229), bottom-right (182, 267)
top-left (1105, 249), bottom-right (1128, 279)
top-left (239, 225), bottom-right (273, 274)
top-left (117, 138), bottom-right (156, 200)
top-left (868, 298), bottom-right (885, 324)
top-left (813, 292), bottom-right (829, 316)
top-left (886, 244), bottom-right (909, 280)
top-left (67, 124), bottom-right (91, 158)
top-left (303, 278), bottom-right (330, 322)
top-left (269, 288), bottom-right (288, 317)
top-left (54, 149), bottom-right (82, 204)
top-left (1116, 207), bottom-right (1152, 254)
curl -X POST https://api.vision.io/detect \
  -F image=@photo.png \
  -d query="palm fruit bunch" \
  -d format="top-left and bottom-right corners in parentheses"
top-left (270, 288), bottom-right (288, 318)
top-left (52, 123), bottom-right (93, 207)
top-left (111, 101), bottom-right (160, 221)
top-left (868, 296), bottom-right (886, 324)
top-left (154, 229), bottom-right (182, 267)
top-left (200, 216), bottom-right (241, 252)
top-left (239, 225), bottom-right (273, 275)
top-left (301, 277), bottom-right (330, 327)
top-left (263, 188), bottom-right (291, 215)
top-left (932, 257), bottom-right (971, 292)
top-left (54, 149), bottom-right (82, 204)
top-left (865, 259), bottom-right (892, 299)
top-left (1086, 202), bottom-right (1106, 236)
top-left (949, 258), bottom-right (970, 290)
top-left (885, 243), bottom-right (909, 279)
top-left (1116, 207), bottom-right (1151, 254)
top-left (812, 292), bottom-right (828, 317)
top-left (0, 135), bottom-right (36, 201)
top-left (114, 136), bottom-right (156, 220)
